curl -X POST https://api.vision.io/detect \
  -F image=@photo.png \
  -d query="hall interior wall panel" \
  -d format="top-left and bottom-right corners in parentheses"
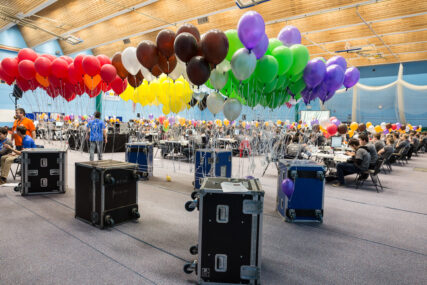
top-left (0, 0), bottom-right (53, 29)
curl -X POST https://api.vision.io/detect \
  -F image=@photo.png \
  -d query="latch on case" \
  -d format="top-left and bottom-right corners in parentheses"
top-left (215, 254), bottom-right (228, 272)
top-left (242, 200), bottom-right (263, 215)
top-left (240, 265), bottom-right (260, 280)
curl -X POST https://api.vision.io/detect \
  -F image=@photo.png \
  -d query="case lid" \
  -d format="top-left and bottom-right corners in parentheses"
top-left (75, 159), bottom-right (138, 170)
top-left (200, 177), bottom-right (263, 194)
top-left (126, 142), bottom-right (153, 147)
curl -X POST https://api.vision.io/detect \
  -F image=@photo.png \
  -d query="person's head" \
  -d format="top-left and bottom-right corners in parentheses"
top-left (15, 108), bottom-right (25, 119)
top-left (359, 133), bottom-right (369, 146)
top-left (94, 111), bottom-right (101, 119)
top-left (16, 125), bottom-right (27, 137)
top-left (403, 134), bottom-right (409, 140)
top-left (374, 133), bottom-right (381, 141)
top-left (348, 138), bottom-right (360, 150)
top-left (387, 137), bottom-right (395, 145)
top-left (0, 127), bottom-right (8, 140)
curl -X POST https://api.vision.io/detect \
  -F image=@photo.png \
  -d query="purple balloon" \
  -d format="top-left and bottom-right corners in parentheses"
top-left (70, 114), bottom-right (74, 120)
top-left (332, 119), bottom-right (341, 126)
top-left (148, 113), bottom-right (154, 120)
top-left (324, 91), bottom-right (335, 102)
top-left (303, 58), bottom-right (326, 88)
top-left (278, 25), bottom-right (301, 47)
top-left (396, 122), bottom-right (401, 129)
top-left (383, 129), bottom-right (389, 135)
top-left (314, 83), bottom-right (328, 102)
top-left (326, 56), bottom-right (347, 71)
top-left (245, 123), bottom-right (251, 130)
top-left (311, 119), bottom-right (319, 126)
top-left (324, 64), bottom-right (345, 92)
top-left (343, 67), bottom-right (360, 89)
top-left (168, 116), bottom-right (175, 125)
top-left (252, 34), bottom-right (268, 59)
top-left (281, 178), bottom-right (294, 199)
top-left (237, 11), bottom-right (265, 50)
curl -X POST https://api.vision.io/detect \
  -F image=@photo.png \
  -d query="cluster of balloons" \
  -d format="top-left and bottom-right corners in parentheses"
top-left (302, 56), bottom-right (360, 104)
top-left (0, 48), bottom-right (126, 101)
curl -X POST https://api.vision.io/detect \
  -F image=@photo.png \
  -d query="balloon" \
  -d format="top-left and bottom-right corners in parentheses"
top-left (100, 64), bottom-right (117, 84)
top-left (111, 52), bottom-right (129, 79)
top-left (34, 57), bottom-right (51, 77)
top-left (186, 56), bottom-right (210, 86)
top-left (82, 55), bottom-right (101, 77)
top-left (210, 68), bottom-right (229, 90)
top-left (288, 44), bottom-right (309, 76)
top-left (231, 48), bottom-right (256, 81)
top-left (84, 74), bottom-right (101, 90)
top-left (158, 53), bottom-right (177, 75)
top-left (326, 124), bottom-right (338, 136)
top-left (324, 64), bottom-right (344, 92)
top-left (18, 60), bottom-right (36, 80)
top-left (358, 123), bottom-right (366, 132)
top-left (366, 122), bottom-right (372, 128)
top-left (278, 25), bottom-right (301, 47)
top-left (151, 65), bottom-right (162, 77)
top-left (111, 76), bottom-right (128, 94)
top-left (289, 78), bottom-right (306, 96)
top-left (281, 178), bottom-right (294, 199)
top-left (391, 124), bottom-right (397, 130)
top-left (51, 58), bottom-right (69, 79)
top-left (119, 47), bottom-right (140, 76)
top-left (265, 38), bottom-right (282, 55)
top-left (255, 55), bottom-right (279, 84)
top-left (127, 71), bottom-right (144, 88)
top-left (396, 122), bottom-right (401, 129)
top-left (338, 124), bottom-right (347, 135)
top-left (168, 59), bottom-right (185, 81)
top-left (223, 98), bottom-right (242, 121)
top-left (96, 54), bottom-right (111, 66)
top-left (271, 46), bottom-right (293, 76)
top-left (174, 32), bottom-right (198, 64)
top-left (386, 123), bottom-right (392, 130)
top-left (201, 29), bottom-right (229, 66)
top-left (375, 125), bottom-right (383, 133)
top-left (343, 67), bottom-right (360, 89)
top-left (17, 48), bottom-right (38, 62)
top-left (303, 58), bottom-right (326, 88)
top-left (206, 92), bottom-right (224, 115)
top-left (225, 29), bottom-right (244, 61)
top-left (350, 122), bottom-right (358, 131)
top-left (252, 34), bottom-right (268, 59)
top-left (176, 23), bottom-right (200, 41)
top-left (237, 11), bottom-right (265, 50)
top-left (16, 77), bottom-right (30, 91)
top-left (68, 63), bottom-right (82, 84)
top-left (1, 57), bottom-right (19, 77)
top-left (331, 119), bottom-right (341, 127)
top-left (0, 65), bottom-right (15, 85)
top-left (326, 56), bottom-right (347, 71)
top-left (380, 122), bottom-right (387, 130)
top-left (136, 40), bottom-right (159, 71)
top-left (157, 29), bottom-right (175, 59)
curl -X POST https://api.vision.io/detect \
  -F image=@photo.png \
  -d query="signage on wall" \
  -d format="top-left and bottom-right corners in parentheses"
top-left (103, 91), bottom-right (120, 101)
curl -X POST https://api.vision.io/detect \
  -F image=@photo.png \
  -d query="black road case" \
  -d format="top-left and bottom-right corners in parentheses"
top-left (15, 149), bottom-right (66, 196)
top-left (184, 177), bottom-right (264, 284)
top-left (75, 160), bottom-right (140, 229)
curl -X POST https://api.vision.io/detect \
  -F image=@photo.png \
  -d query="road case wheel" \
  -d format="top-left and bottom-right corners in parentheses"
top-left (185, 201), bottom-right (196, 212)
top-left (183, 263), bottom-right (194, 274)
top-left (189, 245), bottom-right (198, 255)
top-left (190, 191), bottom-right (198, 200)
top-left (105, 215), bottom-right (115, 227)
top-left (132, 208), bottom-right (140, 219)
top-left (14, 186), bottom-right (20, 192)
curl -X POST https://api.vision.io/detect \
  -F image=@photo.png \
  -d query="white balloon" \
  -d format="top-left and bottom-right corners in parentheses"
top-left (223, 98), bottom-right (242, 121)
top-left (319, 119), bottom-right (329, 128)
top-left (210, 69), bottom-right (229, 90)
top-left (368, 125), bottom-right (376, 134)
top-left (215, 59), bottom-right (231, 73)
top-left (140, 65), bottom-right (155, 82)
top-left (169, 59), bottom-right (185, 81)
top-left (121, 47), bottom-right (141, 75)
top-left (206, 92), bottom-right (224, 115)
top-left (231, 48), bottom-right (256, 81)
top-left (380, 122), bottom-right (386, 130)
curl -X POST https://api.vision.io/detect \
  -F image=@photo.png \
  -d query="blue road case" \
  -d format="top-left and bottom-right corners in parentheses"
top-left (194, 149), bottom-right (232, 189)
top-left (125, 142), bottom-right (153, 179)
top-left (277, 159), bottom-right (325, 223)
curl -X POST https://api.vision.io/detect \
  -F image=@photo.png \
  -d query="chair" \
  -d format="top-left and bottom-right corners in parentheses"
top-left (382, 152), bottom-right (393, 174)
top-left (355, 158), bottom-right (384, 192)
top-left (10, 157), bottom-right (21, 180)
top-left (239, 140), bottom-right (251, 157)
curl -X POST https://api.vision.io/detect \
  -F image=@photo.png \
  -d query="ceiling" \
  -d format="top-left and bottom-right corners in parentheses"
top-left (2, 0), bottom-right (427, 67)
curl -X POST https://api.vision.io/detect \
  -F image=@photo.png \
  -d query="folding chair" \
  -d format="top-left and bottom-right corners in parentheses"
top-left (368, 158), bottom-right (385, 192)
top-left (10, 157), bottom-right (21, 180)
top-left (382, 152), bottom-right (393, 174)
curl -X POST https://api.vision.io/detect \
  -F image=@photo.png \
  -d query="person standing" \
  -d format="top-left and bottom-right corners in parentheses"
top-left (12, 108), bottom-right (36, 151)
top-left (86, 111), bottom-right (107, 161)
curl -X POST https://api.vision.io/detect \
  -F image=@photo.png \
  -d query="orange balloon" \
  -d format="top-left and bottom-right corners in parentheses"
top-left (84, 74), bottom-right (101, 90)
top-left (35, 73), bottom-right (49, 87)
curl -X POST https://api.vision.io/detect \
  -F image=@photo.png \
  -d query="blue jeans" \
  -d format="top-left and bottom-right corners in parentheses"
top-left (336, 162), bottom-right (359, 184)
top-left (90, 141), bottom-right (103, 161)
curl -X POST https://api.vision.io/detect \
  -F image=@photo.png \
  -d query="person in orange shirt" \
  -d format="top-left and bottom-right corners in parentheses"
top-left (12, 108), bottom-right (36, 151)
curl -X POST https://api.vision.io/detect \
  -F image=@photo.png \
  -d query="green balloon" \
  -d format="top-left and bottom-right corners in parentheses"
top-left (225, 30), bottom-right (244, 62)
top-left (290, 71), bottom-right (303, 83)
top-left (205, 79), bottom-right (214, 89)
top-left (289, 78), bottom-right (306, 95)
top-left (288, 44), bottom-right (310, 76)
top-left (271, 46), bottom-right (293, 76)
top-left (229, 90), bottom-right (246, 105)
top-left (295, 93), bottom-right (302, 100)
top-left (255, 55), bottom-right (279, 84)
top-left (266, 38), bottom-right (282, 55)
top-left (259, 93), bottom-right (269, 107)
top-left (264, 77), bottom-right (278, 93)
top-left (276, 75), bottom-right (288, 90)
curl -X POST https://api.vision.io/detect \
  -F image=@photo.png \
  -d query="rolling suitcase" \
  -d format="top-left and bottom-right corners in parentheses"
top-left (125, 142), bottom-right (153, 179)
top-left (75, 160), bottom-right (140, 229)
top-left (184, 177), bottom-right (264, 284)
top-left (194, 149), bottom-right (232, 189)
top-left (276, 159), bottom-right (325, 223)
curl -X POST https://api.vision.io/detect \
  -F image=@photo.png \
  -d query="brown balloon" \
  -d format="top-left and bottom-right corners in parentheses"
top-left (312, 125), bottom-right (320, 132)
top-left (176, 23), bottom-right (200, 42)
top-left (338, 124), bottom-right (348, 135)
top-left (156, 29), bottom-right (175, 59)
top-left (201, 29), bottom-right (229, 66)
top-left (358, 123), bottom-right (366, 132)
top-left (127, 70), bottom-right (143, 88)
top-left (136, 40), bottom-right (159, 72)
top-left (400, 124), bottom-right (406, 131)
top-left (158, 53), bottom-right (177, 75)
top-left (111, 52), bottom-right (129, 79)
top-left (186, 56), bottom-right (211, 86)
top-left (386, 123), bottom-right (392, 130)
top-left (174, 32), bottom-right (198, 63)
top-left (151, 65), bottom-right (162, 77)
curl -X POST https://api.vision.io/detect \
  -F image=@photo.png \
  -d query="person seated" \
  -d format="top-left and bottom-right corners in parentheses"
top-left (421, 132), bottom-right (427, 151)
top-left (373, 133), bottom-right (385, 152)
top-left (378, 137), bottom-right (395, 159)
top-left (0, 126), bottom-right (37, 184)
top-left (286, 135), bottom-right (310, 158)
top-left (333, 138), bottom-right (371, 187)
top-left (0, 127), bottom-right (13, 162)
top-left (359, 133), bottom-right (377, 168)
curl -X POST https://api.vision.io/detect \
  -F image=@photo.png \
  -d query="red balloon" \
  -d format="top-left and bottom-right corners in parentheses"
top-left (51, 58), bottom-right (69, 79)
top-left (1, 57), bottom-right (19, 77)
top-left (75, 82), bottom-right (85, 96)
top-left (136, 40), bottom-right (159, 71)
top-left (60, 56), bottom-right (73, 64)
top-left (100, 81), bottom-right (111, 92)
top-left (41, 54), bottom-right (56, 62)
top-left (18, 48), bottom-right (38, 62)
top-left (391, 124), bottom-right (397, 130)
top-left (201, 29), bottom-right (229, 66)
top-left (16, 77), bottom-right (30, 92)
top-left (111, 76), bottom-right (127, 94)
top-left (68, 63), bottom-right (83, 84)
top-left (186, 56), bottom-right (211, 86)
top-left (48, 74), bottom-right (61, 89)
top-left (86, 83), bottom-right (102, 98)
top-left (82, 55), bottom-right (101, 77)
top-left (0, 65), bottom-right (15, 85)
top-left (28, 78), bottom-right (39, 91)
top-left (176, 23), bottom-right (201, 42)
top-left (96, 54), bottom-right (111, 66)
top-left (174, 32), bottom-right (198, 63)
top-left (158, 116), bottom-right (165, 124)
top-left (157, 29), bottom-right (175, 59)
top-left (34, 57), bottom-right (52, 77)
top-left (100, 64), bottom-right (117, 83)
top-left (74, 54), bottom-right (85, 75)
top-left (18, 60), bottom-right (36, 80)
top-left (326, 124), bottom-right (338, 136)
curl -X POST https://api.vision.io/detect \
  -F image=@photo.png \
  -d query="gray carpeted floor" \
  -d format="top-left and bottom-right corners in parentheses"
top-left (0, 146), bottom-right (426, 285)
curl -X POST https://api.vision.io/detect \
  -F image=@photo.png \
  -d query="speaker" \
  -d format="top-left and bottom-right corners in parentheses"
top-left (13, 85), bottom-right (23, 98)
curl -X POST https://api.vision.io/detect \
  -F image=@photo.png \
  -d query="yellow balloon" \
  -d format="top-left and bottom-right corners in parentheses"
top-left (348, 129), bottom-right (354, 137)
top-left (162, 104), bottom-right (170, 115)
top-left (170, 99), bottom-right (182, 114)
top-left (374, 125), bottom-right (382, 133)
top-left (179, 117), bottom-right (186, 126)
top-left (242, 121), bottom-right (246, 128)
top-left (255, 121), bottom-right (259, 128)
top-left (350, 122), bottom-right (358, 131)
top-left (366, 122), bottom-right (372, 128)
top-left (264, 122), bottom-right (269, 127)
top-left (163, 120), bottom-right (169, 128)
top-left (224, 119), bottom-right (229, 126)
top-left (276, 120), bottom-right (282, 125)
